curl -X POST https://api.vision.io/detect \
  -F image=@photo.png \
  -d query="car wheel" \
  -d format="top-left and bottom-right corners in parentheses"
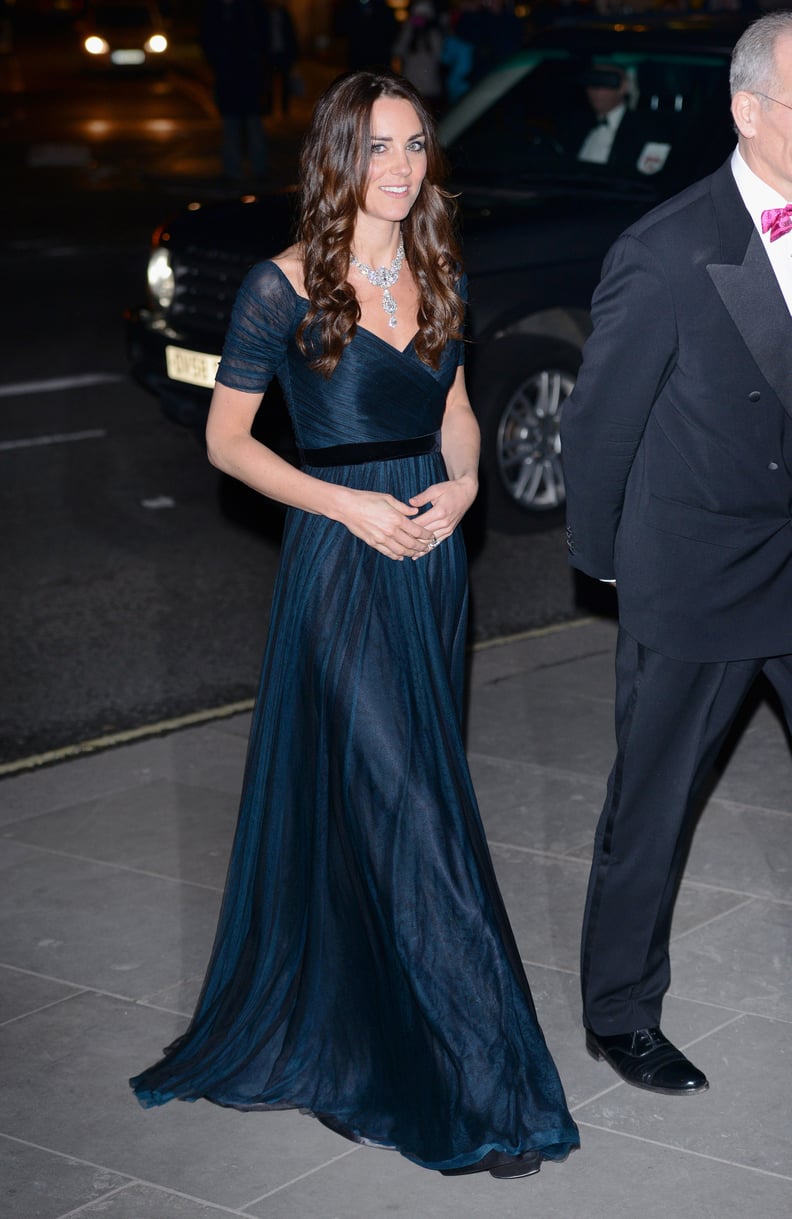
top-left (475, 337), bottom-right (580, 533)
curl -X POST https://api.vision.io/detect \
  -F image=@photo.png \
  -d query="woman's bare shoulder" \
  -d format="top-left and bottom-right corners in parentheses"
top-left (270, 245), bottom-right (307, 298)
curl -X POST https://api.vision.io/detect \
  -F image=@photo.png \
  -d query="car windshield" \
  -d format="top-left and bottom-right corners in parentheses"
top-left (92, 4), bottom-right (155, 27)
top-left (441, 49), bottom-right (733, 198)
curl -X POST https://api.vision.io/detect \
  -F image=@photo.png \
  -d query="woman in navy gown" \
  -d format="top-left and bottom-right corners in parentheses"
top-left (130, 68), bottom-right (579, 1179)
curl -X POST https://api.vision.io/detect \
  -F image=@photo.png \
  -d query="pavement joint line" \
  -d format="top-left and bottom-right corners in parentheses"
top-left (470, 615), bottom-right (594, 651)
top-left (669, 895), bottom-right (759, 942)
top-left (2, 837), bottom-right (225, 891)
top-left (520, 956), bottom-right (578, 978)
top-left (0, 1130), bottom-right (140, 1186)
top-left (0, 1137), bottom-right (256, 1218)
top-left (54, 1185), bottom-right (143, 1219)
top-left (0, 988), bottom-right (91, 1030)
top-left (0, 372), bottom-right (125, 397)
top-left (488, 838), bottom-right (592, 868)
top-left (0, 618), bottom-right (594, 778)
top-left (246, 1145), bottom-right (362, 1204)
top-left (574, 1119), bottom-right (792, 1181)
top-left (0, 962), bottom-right (191, 1009)
top-left (0, 428), bottom-right (108, 451)
top-left (0, 700), bottom-right (256, 777)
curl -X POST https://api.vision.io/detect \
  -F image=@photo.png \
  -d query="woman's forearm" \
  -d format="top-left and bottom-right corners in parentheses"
top-left (206, 384), bottom-right (352, 521)
top-left (441, 403), bottom-right (480, 488)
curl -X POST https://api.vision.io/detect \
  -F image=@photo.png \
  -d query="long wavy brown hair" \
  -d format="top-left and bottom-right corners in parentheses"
top-left (295, 69), bottom-right (464, 377)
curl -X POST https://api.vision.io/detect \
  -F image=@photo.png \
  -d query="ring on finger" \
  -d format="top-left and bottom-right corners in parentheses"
top-left (427, 534), bottom-right (440, 550)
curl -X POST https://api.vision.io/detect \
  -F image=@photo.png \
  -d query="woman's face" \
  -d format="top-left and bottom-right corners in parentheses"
top-left (360, 96), bottom-right (428, 224)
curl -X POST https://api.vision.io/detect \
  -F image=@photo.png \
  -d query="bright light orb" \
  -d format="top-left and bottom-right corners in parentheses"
top-left (84, 36), bottom-right (110, 55)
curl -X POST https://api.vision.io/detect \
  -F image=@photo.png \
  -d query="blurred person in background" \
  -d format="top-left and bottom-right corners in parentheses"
top-left (564, 62), bottom-right (674, 176)
top-left (456, 0), bottom-right (521, 86)
top-left (393, 1), bottom-right (447, 112)
top-left (441, 1), bottom-right (477, 104)
top-left (201, 0), bottom-right (272, 182)
top-left (341, 0), bottom-right (399, 70)
top-left (266, 0), bottom-right (299, 118)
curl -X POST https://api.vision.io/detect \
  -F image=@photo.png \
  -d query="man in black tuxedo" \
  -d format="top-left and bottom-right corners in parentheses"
top-left (560, 11), bottom-right (792, 1096)
top-left (564, 63), bottom-right (673, 178)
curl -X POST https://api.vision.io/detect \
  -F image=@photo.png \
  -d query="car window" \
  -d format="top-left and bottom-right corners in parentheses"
top-left (92, 4), bottom-right (156, 26)
top-left (443, 51), bottom-right (733, 196)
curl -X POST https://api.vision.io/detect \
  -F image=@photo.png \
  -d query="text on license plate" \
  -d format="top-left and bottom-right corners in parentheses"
top-left (165, 346), bottom-right (221, 389)
top-left (111, 50), bottom-right (146, 65)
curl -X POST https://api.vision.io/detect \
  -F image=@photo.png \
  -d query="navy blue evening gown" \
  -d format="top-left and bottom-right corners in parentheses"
top-left (130, 263), bottom-right (579, 1172)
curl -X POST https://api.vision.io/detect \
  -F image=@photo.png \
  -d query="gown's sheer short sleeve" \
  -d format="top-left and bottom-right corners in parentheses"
top-left (216, 262), bottom-right (297, 395)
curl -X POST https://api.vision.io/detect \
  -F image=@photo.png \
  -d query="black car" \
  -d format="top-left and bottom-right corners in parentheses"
top-left (126, 14), bottom-right (750, 531)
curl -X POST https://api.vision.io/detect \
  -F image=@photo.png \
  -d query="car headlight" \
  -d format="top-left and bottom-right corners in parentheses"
top-left (84, 35), bottom-right (110, 55)
top-left (147, 246), bottom-right (175, 309)
top-left (145, 34), bottom-right (168, 54)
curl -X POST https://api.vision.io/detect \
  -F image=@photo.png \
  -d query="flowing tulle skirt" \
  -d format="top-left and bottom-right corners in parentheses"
top-left (130, 452), bottom-right (579, 1171)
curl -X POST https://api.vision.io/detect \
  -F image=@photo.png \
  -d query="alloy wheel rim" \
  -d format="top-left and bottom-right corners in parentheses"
top-left (495, 367), bottom-right (573, 512)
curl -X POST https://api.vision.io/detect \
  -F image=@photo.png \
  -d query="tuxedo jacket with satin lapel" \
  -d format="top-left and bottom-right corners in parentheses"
top-left (561, 156), bottom-right (792, 662)
top-left (564, 107), bottom-right (674, 175)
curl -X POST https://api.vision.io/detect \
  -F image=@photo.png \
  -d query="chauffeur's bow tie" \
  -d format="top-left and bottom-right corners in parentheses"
top-left (761, 204), bottom-right (792, 242)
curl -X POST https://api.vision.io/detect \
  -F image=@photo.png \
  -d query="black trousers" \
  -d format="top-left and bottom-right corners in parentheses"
top-left (581, 628), bottom-right (792, 1036)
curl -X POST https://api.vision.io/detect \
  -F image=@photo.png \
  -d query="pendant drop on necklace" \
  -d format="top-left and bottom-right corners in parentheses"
top-left (383, 288), bottom-right (398, 327)
top-left (349, 238), bottom-right (404, 329)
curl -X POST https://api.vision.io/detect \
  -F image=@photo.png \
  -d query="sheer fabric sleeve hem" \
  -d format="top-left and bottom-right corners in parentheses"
top-left (215, 261), bottom-right (299, 395)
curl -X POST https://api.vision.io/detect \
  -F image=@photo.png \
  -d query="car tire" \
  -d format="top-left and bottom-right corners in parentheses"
top-left (474, 336), bottom-right (580, 533)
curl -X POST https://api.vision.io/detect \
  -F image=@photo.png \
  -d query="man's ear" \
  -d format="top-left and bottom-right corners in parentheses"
top-left (731, 89), bottom-right (759, 139)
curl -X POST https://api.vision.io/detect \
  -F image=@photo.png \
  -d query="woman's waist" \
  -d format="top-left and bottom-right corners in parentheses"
top-left (298, 431), bottom-right (440, 468)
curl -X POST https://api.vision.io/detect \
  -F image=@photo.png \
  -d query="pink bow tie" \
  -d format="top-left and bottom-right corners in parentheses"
top-left (761, 204), bottom-right (792, 242)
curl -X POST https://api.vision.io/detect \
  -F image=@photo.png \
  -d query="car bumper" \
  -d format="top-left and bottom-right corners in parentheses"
top-left (82, 51), bottom-right (169, 71)
top-left (125, 308), bottom-right (296, 455)
top-left (126, 307), bottom-right (217, 429)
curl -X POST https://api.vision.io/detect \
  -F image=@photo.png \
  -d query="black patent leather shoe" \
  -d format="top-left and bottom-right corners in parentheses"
top-left (489, 1150), bottom-right (542, 1179)
top-left (586, 1027), bottom-right (709, 1095)
top-left (441, 1149), bottom-right (542, 1178)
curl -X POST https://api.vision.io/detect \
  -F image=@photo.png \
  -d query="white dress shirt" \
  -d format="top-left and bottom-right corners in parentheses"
top-left (731, 146), bottom-right (792, 316)
top-left (577, 103), bottom-right (626, 164)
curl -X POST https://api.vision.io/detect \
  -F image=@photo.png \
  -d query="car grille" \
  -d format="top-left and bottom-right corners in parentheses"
top-left (167, 243), bottom-right (260, 335)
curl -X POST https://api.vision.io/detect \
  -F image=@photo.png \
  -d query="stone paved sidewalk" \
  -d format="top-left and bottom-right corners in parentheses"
top-left (2, 617), bottom-right (791, 1217)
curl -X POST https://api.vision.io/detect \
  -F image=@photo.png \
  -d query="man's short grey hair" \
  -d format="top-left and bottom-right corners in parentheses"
top-left (730, 10), bottom-right (792, 100)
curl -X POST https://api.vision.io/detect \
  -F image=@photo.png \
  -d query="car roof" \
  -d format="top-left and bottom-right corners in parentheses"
top-left (86, 0), bottom-right (162, 13)
top-left (530, 13), bottom-right (749, 56)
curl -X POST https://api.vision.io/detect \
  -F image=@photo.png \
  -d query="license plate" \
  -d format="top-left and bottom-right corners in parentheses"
top-left (165, 345), bottom-right (221, 389)
top-left (111, 49), bottom-right (146, 65)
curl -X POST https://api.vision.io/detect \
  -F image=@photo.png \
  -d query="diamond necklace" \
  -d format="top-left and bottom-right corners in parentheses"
top-left (349, 237), bottom-right (405, 328)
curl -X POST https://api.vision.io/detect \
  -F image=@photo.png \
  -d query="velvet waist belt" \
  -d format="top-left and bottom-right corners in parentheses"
top-left (299, 432), bottom-right (440, 467)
